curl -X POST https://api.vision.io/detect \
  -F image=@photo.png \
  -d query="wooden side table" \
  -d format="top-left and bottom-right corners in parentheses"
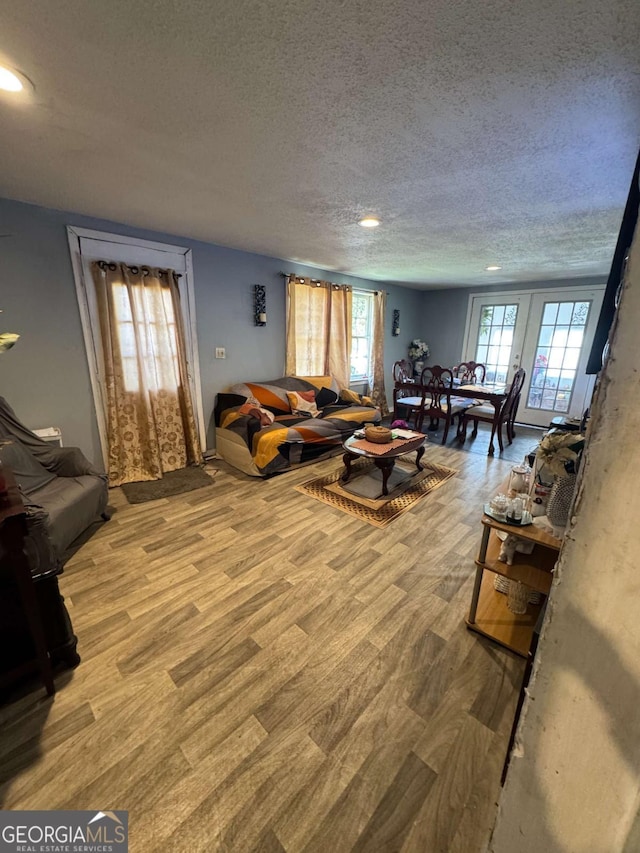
top-left (0, 465), bottom-right (55, 696)
top-left (466, 515), bottom-right (561, 657)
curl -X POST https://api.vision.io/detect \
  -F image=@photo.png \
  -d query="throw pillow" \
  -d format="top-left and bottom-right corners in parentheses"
top-left (315, 386), bottom-right (339, 407)
top-left (214, 392), bottom-right (249, 426)
top-left (360, 395), bottom-right (375, 407)
top-left (339, 388), bottom-right (361, 405)
top-left (237, 402), bottom-right (275, 426)
top-left (286, 390), bottom-right (319, 417)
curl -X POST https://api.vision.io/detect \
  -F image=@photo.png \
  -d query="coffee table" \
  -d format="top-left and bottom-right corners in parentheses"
top-left (341, 434), bottom-right (426, 496)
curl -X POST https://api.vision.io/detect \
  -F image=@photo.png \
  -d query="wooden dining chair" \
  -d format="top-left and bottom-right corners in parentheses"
top-left (419, 365), bottom-right (476, 444)
top-left (392, 380), bottom-right (427, 428)
top-left (452, 361), bottom-right (486, 383)
top-left (392, 359), bottom-right (425, 426)
top-left (461, 368), bottom-right (526, 452)
top-left (393, 359), bottom-right (413, 383)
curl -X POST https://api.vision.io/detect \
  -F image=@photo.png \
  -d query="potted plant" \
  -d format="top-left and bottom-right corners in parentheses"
top-left (535, 429), bottom-right (585, 531)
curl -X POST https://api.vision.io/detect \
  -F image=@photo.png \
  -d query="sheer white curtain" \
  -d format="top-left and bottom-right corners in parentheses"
top-left (285, 276), bottom-right (352, 389)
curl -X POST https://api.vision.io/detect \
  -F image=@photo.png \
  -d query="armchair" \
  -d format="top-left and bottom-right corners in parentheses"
top-left (0, 397), bottom-right (109, 679)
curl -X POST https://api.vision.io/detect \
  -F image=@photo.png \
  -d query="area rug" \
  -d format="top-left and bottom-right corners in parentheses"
top-left (295, 456), bottom-right (457, 528)
top-left (121, 466), bottom-right (216, 504)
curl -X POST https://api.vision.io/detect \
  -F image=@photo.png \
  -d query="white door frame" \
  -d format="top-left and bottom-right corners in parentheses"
top-left (67, 226), bottom-right (206, 468)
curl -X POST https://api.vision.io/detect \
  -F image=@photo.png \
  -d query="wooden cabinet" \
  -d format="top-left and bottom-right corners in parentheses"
top-left (466, 515), bottom-right (561, 657)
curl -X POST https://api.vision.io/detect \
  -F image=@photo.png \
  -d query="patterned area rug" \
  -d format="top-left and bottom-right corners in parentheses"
top-left (120, 466), bottom-right (216, 504)
top-left (295, 456), bottom-right (457, 527)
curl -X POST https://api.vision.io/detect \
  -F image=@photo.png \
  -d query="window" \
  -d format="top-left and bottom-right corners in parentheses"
top-left (112, 282), bottom-right (180, 394)
top-left (350, 290), bottom-right (374, 381)
top-left (475, 303), bottom-right (519, 384)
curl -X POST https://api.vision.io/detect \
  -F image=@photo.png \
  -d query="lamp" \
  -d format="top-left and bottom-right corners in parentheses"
top-left (392, 309), bottom-right (400, 337)
top-left (254, 285), bottom-right (266, 326)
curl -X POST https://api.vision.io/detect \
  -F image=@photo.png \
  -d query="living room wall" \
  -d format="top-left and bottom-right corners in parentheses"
top-left (0, 196), bottom-right (424, 466)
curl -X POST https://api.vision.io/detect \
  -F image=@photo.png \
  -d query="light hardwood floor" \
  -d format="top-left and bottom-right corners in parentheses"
top-left (0, 428), bottom-right (539, 852)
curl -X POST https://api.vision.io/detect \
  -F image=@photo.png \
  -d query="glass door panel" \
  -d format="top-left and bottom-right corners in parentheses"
top-left (464, 294), bottom-right (530, 385)
top-left (519, 289), bottom-right (604, 427)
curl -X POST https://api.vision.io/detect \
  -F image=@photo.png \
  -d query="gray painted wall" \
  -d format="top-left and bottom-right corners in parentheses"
top-left (0, 196), bottom-right (424, 465)
top-left (421, 276), bottom-right (607, 367)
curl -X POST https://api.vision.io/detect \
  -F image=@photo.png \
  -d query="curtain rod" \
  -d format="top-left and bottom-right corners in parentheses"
top-left (280, 272), bottom-right (388, 294)
top-left (96, 260), bottom-right (182, 278)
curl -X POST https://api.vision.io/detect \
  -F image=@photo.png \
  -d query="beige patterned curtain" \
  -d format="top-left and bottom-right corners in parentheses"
top-left (285, 275), bottom-right (352, 390)
top-left (370, 291), bottom-right (389, 415)
top-left (92, 261), bottom-right (202, 486)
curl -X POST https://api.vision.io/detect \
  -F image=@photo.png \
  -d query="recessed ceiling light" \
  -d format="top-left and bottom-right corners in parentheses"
top-left (0, 66), bottom-right (23, 92)
top-left (359, 217), bottom-right (380, 228)
top-left (485, 265), bottom-right (502, 271)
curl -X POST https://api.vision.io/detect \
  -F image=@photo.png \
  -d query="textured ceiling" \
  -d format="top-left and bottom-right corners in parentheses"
top-left (0, 0), bottom-right (639, 288)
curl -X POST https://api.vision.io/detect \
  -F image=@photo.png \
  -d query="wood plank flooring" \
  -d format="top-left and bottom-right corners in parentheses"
top-left (0, 429), bottom-right (538, 852)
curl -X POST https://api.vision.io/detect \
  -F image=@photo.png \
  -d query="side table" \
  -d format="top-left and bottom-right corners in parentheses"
top-left (466, 514), bottom-right (561, 657)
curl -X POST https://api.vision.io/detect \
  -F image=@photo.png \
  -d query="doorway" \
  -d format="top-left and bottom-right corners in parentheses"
top-left (67, 227), bottom-right (205, 469)
top-left (463, 285), bottom-right (604, 427)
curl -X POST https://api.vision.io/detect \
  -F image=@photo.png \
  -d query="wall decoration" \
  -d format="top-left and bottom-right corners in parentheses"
top-left (392, 309), bottom-right (400, 336)
top-left (254, 284), bottom-right (266, 326)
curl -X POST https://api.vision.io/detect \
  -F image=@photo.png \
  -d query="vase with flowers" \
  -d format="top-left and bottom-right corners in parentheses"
top-left (534, 429), bottom-right (585, 532)
top-left (408, 339), bottom-right (430, 377)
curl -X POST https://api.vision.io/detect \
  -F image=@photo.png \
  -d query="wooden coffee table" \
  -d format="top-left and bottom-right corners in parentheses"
top-left (341, 434), bottom-right (426, 496)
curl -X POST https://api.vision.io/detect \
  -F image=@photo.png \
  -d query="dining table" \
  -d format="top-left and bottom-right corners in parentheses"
top-left (392, 375), bottom-right (510, 455)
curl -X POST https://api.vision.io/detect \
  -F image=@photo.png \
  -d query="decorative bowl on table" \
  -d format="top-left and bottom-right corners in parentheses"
top-left (364, 425), bottom-right (393, 444)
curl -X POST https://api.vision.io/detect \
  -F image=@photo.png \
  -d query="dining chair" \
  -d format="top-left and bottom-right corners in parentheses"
top-left (392, 380), bottom-right (427, 429)
top-left (419, 365), bottom-right (476, 444)
top-left (452, 361), bottom-right (486, 383)
top-left (392, 359), bottom-right (425, 427)
top-left (393, 359), bottom-right (413, 383)
top-left (461, 368), bottom-right (526, 452)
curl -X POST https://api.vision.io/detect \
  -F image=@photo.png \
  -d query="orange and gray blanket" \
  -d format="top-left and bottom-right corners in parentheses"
top-left (215, 377), bottom-right (381, 476)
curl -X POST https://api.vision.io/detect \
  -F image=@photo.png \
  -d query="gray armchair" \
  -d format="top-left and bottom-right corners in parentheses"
top-left (0, 398), bottom-right (109, 682)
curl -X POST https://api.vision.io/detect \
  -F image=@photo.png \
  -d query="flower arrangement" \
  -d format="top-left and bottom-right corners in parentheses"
top-left (408, 339), bottom-right (430, 361)
top-left (0, 333), bottom-right (19, 353)
top-left (0, 309), bottom-right (19, 353)
top-left (536, 430), bottom-right (585, 478)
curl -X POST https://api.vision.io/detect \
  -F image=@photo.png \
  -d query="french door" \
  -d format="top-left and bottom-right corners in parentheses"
top-left (464, 286), bottom-right (605, 427)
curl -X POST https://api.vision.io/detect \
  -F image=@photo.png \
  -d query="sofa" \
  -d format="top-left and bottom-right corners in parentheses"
top-left (214, 376), bottom-right (382, 476)
top-left (0, 397), bottom-right (109, 676)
